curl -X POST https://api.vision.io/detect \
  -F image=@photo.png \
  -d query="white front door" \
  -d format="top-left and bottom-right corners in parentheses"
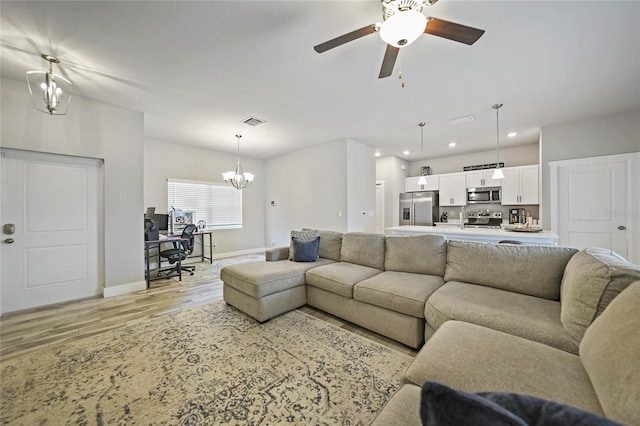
top-left (550, 154), bottom-right (634, 259)
top-left (1, 149), bottom-right (103, 314)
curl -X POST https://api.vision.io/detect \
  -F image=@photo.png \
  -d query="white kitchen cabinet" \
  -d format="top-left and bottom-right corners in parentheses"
top-left (405, 175), bottom-right (439, 192)
top-left (466, 169), bottom-right (503, 188)
top-left (501, 165), bottom-right (539, 205)
top-left (439, 172), bottom-right (467, 206)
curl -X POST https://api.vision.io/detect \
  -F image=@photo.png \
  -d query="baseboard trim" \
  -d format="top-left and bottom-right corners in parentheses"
top-left (213, 247), bottom-right (266, 260)
top-left (103, 280), bottom-right (147, 298)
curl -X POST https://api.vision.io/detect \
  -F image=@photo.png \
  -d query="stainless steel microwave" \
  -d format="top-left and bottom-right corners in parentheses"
top-left (467, 187), bottom-right (501, 204)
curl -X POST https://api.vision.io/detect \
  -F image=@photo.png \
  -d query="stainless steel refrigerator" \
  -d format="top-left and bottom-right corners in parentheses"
top-left (399, 192), bottom-right (439, 226)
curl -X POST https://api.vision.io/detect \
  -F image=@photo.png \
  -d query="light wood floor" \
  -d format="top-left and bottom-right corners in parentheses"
top-left (1, 277), bottom-right (418, 362)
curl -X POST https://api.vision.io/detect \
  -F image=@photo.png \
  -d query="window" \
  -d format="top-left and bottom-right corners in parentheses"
top-left (167, 178), bottom-right (242, 229)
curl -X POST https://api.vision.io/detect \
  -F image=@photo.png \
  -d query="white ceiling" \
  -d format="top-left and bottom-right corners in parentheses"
top-left (1, 1), bottom-right (639, 161)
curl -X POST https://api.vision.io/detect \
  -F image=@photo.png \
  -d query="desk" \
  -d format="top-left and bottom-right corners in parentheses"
top-left (144, 235), bottom-right (186, 288)
top-left (144, 230), bottom-right (214, 288)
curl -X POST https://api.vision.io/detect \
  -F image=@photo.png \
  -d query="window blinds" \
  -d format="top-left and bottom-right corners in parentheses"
top-left (167, 179), bottom-right (242, 229)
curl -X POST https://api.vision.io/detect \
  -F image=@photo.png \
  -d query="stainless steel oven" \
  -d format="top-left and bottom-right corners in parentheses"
top-left (467, 187), bottom-right (501, 204)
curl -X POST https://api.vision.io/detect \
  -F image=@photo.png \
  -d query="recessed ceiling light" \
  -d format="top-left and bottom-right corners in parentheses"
top-left (507, 132), bottom-right (517, 138)
top-left (403, 150), bottom-right (410, 155)
top-left (375, 152), bottom-right (381, 157)
top-left (448, 142), bottom-right (457, 148)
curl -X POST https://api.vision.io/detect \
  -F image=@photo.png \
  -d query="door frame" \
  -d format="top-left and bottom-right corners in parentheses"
top-left (376, 181), bottom-right (386, 234)
top-left (549, 152), bottom-right (639, 263)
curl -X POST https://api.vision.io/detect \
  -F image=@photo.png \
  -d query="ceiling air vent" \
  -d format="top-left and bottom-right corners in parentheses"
top-left (448, 114), bottom-right (474, 125)
top-left (241, 116), bottom-right (268, 127)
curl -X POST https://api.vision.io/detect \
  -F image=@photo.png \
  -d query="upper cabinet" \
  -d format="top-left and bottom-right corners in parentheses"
top-left (501, 165), bottom-right (539, 205)
top-left (466, 170), bottom-right (503, 188)
top-left (439, 172), bottom-right (467, 206)
top-left (406, 175), bottom-right (439, 192)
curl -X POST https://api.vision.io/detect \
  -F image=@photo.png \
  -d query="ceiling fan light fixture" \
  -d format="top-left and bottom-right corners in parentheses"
top-left (379, 10), bottom-right (427, 48)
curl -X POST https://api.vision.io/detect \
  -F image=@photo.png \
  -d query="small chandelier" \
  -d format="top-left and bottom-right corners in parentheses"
top-left (26, 54), bottom-right (73, 115)
top-left (491, 103), bottom-right (505, 180)
top-left (222, 134), bottom-right (254, 189)
top-left (417, 122), bottom-right (427, 185)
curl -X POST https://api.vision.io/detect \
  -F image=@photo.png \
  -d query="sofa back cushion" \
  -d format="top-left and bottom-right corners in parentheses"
top-left (340, 232), bottom-right (385, 270)
top-left (303, 228), bottom-right (343, 261)
top-left (561, 248), bottom-right (640, 345)
top-left (385, 234), bottom-right (447, 276)
top-left (579, 282), bottom-right (640, 425)
top-left (444, 241), bottom-right (578, 300)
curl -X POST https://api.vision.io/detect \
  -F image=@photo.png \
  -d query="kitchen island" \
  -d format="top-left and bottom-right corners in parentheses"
top-left (385, 225), bottom-right (559, 246)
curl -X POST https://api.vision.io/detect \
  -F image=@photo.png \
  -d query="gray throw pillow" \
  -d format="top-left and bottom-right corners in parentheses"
top-left (291, 237), bottom-right (319, 262)
top-left (289, 229), bottom-right (319, 260)
top-left (420, 381), bottom-right (620, 426)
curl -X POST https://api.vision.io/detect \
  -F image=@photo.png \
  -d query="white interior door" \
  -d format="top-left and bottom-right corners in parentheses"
top-left (551, 155), bottom-right (630, 258)
top-left (1, 149), bottom-right (103, 314)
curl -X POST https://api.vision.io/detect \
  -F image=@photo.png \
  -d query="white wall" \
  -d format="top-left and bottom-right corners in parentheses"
top-left (143, 138), bottom-right (265, 256)
top-left (346, 138), bottom-right (376, 232)
top-left (375, 156), bottom-right (409, 228)
top-left (407, 144), bottom-right (540, 176)
top-left (264, 138), bottom-right (376, 247)
top-left (0, 77), bottom-right (144, 290)
top-left (540, 108), bottom-right (640, 229)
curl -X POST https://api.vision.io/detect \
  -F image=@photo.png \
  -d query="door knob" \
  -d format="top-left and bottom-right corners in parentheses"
top-left (617, 226), bottom-right (627, 230)
top-left (4, 238), bottom-right (14, 244)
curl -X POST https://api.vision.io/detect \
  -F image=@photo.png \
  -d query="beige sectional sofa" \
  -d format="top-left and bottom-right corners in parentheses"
top-left (221, 229), bottom-right (640, 424)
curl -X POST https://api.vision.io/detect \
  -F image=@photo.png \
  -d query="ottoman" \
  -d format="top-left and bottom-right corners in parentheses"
top-left (221, 258), bottom-right (334, 322)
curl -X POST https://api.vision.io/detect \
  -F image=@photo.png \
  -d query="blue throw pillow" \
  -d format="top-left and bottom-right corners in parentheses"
top-left (420, 381), bottom-right (620, 426)
top-left (291, 236), bottom-right (320, 262)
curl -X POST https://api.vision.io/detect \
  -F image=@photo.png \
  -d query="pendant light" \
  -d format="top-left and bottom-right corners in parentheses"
top-left (26, 54), bottom-right (73, 115)
top-left (223, 134), bottom-right (254, 189)
top-left (417, 122), bottom-right (427, 185)
top-left (491, 103), bottom-right (505, 180)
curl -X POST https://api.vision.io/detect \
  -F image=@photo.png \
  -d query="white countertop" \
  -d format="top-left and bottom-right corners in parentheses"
top-left (386, 225), bottom-right (559, 245)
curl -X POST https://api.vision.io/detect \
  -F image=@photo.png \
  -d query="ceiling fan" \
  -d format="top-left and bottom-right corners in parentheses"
top-left (313, 0), bottom-right (485, 78)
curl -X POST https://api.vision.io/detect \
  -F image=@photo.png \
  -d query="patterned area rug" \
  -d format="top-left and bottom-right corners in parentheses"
top-left (176, 253), bottom-right (265, 285)
top-left (1, 301), bottom-right (412, 425)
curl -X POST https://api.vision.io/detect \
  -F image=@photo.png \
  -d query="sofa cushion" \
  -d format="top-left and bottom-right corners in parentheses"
top-left (420, 381), bottom-right (618, 426)
top-left (384, 234), bottom-right (447, 276)
top-left (340, 232), bottom-right (385, 270)
top-left (355, 271), bottom-right (444, 318)
top-left (404, 321), bottom-right (603, 416)
top-left (425, 281), bottom-right (577, 353)
top-left (370, 384), bottom-right (422, 426)
top-left (303, 228), bottom-right (343, 261)
top-left (580, 282), bottom-right (640, 425)
top-left (561, 248), bottom-right (640, 345)
top-left (288, 229), bottom-right (319, 260)
top-left (444, 240), bottom-right (578, 300)
top-left (305, 262), bottom-right (382, 298)
top-left (221, 258), bottom-right (334, 298)
top-left (291, 236), bottom-right (319, 262)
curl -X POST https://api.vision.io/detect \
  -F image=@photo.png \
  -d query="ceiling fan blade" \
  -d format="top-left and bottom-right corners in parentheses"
top-left (379, 44), bottom-right (399, 79)
top-left (314, 24), bottom-right (378, 53)
top-left (424, 18), bottom-right (485, 45)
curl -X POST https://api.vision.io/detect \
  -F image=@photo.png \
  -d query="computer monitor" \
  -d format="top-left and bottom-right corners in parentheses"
top-left (145, 207), bottom-right (156, 220)
top-left (153, 213), bottom-right (169, 232)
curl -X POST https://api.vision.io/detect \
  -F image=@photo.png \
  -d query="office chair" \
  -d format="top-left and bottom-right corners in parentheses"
top-left (160, 224), bottom-right (197, 276)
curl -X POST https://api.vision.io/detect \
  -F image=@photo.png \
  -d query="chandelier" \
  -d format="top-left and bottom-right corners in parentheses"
top-left (26, 54), bottom-right (73, 115)
top-left (491, 104), bottom-right (505, 180)
top-left (222, 134), bottom-right (254, 189)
